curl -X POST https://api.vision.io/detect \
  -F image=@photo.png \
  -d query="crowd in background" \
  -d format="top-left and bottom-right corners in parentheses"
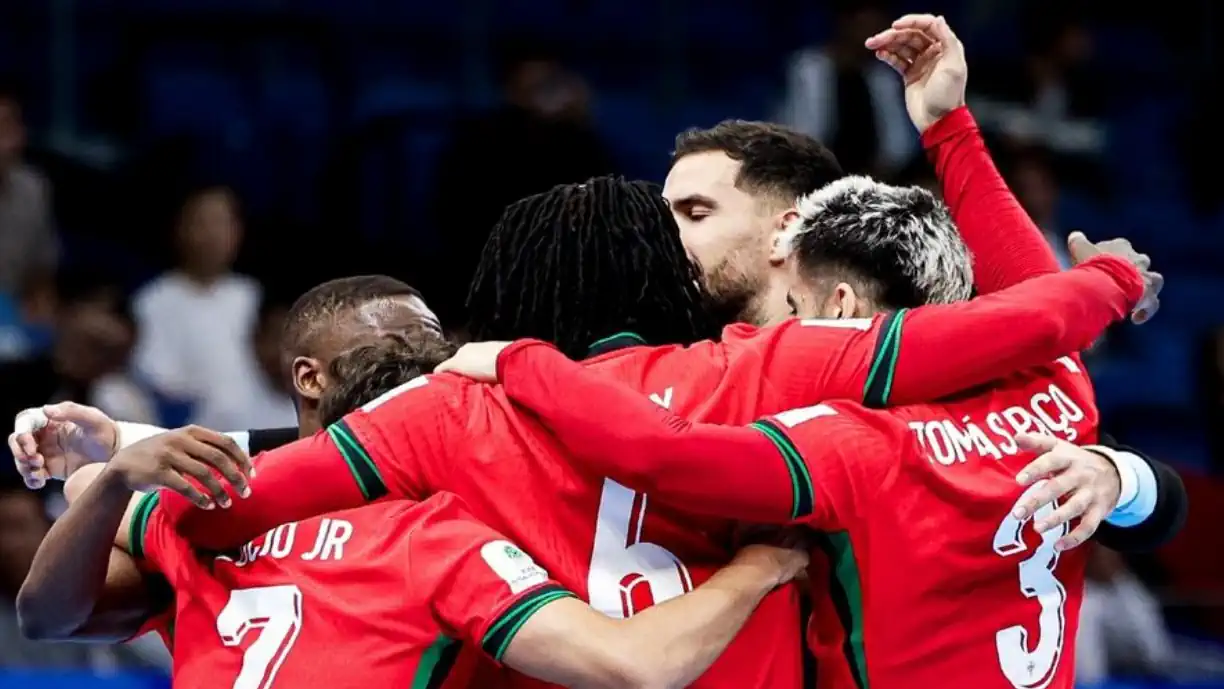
top-left (0, 0), bottom-right (1222, 687)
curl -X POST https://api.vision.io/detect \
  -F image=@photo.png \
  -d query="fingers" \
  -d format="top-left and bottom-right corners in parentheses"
top-left (9, 430), bottom-right (48, 489)
top-left (1014, 432), bottom-right (1058, 455)
top-left (1057, 506), bottom-right (1105, 551)
top-left (891, 14), bottom-right (960, 54)
top-left (157, 471), bottom-right (216, 511)
top-left (42, 401), bottom-right (110, 426)
top-left (1015, 443), bottom-right (1073, 485)
top-left (1066, 231), bottom-right (1097, 264)
top-left (1012, 474), bottom-right (1072, 521)
top-left (1033, 488), bottom-right (1092, 534)
top-left (185, 426), bottom-right (254, 491)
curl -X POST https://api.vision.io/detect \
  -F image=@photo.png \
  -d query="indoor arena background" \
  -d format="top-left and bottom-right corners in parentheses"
top-left (0, 1), bottom-right (1222, 688)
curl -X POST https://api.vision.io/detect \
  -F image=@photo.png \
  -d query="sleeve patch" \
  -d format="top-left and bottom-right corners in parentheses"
top-left (773, 404), bottom-right (838, 428)
top-left (480, 540), bottom-right (549, 594)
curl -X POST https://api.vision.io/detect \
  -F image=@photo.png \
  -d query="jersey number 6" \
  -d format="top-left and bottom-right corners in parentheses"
top-left (588, 478), bottom-right (694, 618)
top-left (993, 482), bottom-right (1069, 689)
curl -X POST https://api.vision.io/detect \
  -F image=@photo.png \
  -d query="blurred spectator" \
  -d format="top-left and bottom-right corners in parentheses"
top-left (1007, 148), bottom-right (1072, 268)
top-left (429, 41), bottom-right (615, 323)
top-left (0, 80), bottom-right (58, 310)
top-left (970, 10), bottom-right (1106, 158)
top-left (0, 274), bottom-right (159, 670)
top-left (775, 0), bottom-right (915, 177)
top-left (202, 296), bottom-right (296, 431)
top-left (1077, 547), bottom-right (1174, 685)
top-left (130, 186), bottom-right (262, 428)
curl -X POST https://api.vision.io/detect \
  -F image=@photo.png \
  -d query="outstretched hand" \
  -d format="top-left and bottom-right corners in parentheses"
top-left (865, 14), bottom-right (968, 133)
top-left (1067, 231), bottom-right (1163, 324)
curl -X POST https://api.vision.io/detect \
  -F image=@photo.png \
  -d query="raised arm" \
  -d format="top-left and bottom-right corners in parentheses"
top-left (502, 544), bottom-right (806, 689)
top-left (867, 14), bottom-right (1059, 292)
top-left (765, 253), bottom-right (1145, 407)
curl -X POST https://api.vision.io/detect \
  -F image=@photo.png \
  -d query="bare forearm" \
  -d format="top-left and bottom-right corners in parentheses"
top-left (505, 559), bottom-right (783, 689)
top-left (615, 562), bottom-right (783, 688)
top-left (16, 468), bottom-right (145, 639)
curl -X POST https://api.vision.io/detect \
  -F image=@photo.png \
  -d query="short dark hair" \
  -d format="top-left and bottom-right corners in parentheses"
top-left (672, 120), bottom-right (844, 205)
top-left (783, 176), bottom-right (973, 309)
top-left (467, 176), bottom-right (722, 359)
top-left (284, 275), bottom-right (422, 360)
top-left (317, 330), bottom-right (457, 427)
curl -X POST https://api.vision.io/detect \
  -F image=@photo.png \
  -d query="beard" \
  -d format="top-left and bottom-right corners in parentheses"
top-left (703, 257), bottom-right (765, 327)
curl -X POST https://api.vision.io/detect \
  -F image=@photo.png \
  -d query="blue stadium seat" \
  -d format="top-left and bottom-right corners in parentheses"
top-left (143, 66), bottom-right (253, 142)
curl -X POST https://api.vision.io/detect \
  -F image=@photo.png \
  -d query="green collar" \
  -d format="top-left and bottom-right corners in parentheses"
top-left (585, 331), bottom-right (648, 358)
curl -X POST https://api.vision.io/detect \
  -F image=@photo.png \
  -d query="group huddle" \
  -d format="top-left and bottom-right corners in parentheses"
top-left (9, 14), bottom-right (1187, 689)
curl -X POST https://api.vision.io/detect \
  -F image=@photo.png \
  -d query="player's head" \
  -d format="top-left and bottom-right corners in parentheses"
top-left (666, 120), bottom-right (843, 325)
top-left (467, 175), bottom-right (723, 358)
top-left (283, 275), bottom-right (444, 435)
top-left (317, 331), bottom-right (457, 427)
top-left (777, 176), bottom-right (973, 319)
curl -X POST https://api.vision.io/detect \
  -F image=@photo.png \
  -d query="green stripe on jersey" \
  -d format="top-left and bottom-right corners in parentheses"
top-left (481, 584), bottom-right (576, 661)
top-left (326, 420), bottom-right (389, 501)
top-left (749, 419), bottom-right (814, 520)
top-left (862, 309), bottom-right (908, 408)
top-left (128, 492), bottom-right (160, 560)
top-left (410, 635), bottom-right (461, 689)
top-left (817, 531), bottom-right (870, 689)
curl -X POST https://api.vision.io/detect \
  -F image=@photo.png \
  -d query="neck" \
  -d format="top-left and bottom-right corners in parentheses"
top-left (297, 402), bottom-right (320, 438)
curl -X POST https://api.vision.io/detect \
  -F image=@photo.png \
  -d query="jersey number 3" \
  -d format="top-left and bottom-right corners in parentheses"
top-left (588, 479), bottom-right (694, 618)
top-left (993, 482), bottom-right (1069, 689)
top-left (216, 585), bottom-right (304, 689)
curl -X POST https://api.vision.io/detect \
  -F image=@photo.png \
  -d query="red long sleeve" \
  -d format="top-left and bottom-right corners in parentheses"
top-left (157, 431), bottom-right (368, 551)
top-left (883, 253), bottom-right (1144, 404)
top-left (498, 341), bottom-right (796, 524)
top-left (758, 253), bottom-right (1145, 408)
top-left (925, 107), bottom-right (1061, 293)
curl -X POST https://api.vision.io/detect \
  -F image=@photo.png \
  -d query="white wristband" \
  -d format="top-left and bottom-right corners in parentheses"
top-left (114, 422), bottom-right (169, 450)
top-left (1086, 445), bottom-right (1158, 527)
top-left (114, 422), bottom-right (251, 454)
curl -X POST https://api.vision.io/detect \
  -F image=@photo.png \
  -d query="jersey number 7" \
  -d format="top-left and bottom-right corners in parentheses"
top-left (216, 585), bottom-right (304, 689)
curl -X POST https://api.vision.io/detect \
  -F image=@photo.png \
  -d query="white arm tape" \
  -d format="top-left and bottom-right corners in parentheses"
top-left (115, 422), bottom-right (170, 449)
top-left (1087, 444), bottom-right (1158, 528)
top-left (114, 422), bottom-right (251, 454)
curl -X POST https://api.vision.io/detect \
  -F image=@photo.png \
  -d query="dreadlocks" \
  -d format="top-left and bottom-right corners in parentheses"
top-left (467, 176), bottom-right (722, 359)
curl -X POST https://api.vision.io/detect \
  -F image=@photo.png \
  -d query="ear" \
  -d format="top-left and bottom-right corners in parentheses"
top-left (828, 282), bottom-right (862, 319)
top-left (292, 356), bottom-right (326, 401)
top-left (769, 208), bottom-right (801, 266)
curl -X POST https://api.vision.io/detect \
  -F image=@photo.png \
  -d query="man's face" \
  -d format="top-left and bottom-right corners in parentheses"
top-left (664, 151), bottom-right (783, 324)
top-left (294, 295), bottom-right (444, 415)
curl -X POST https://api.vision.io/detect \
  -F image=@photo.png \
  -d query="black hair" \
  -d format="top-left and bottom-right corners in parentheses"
top-left (673, 120), bottom-right (844, 207)
top-left (466, 176), bottom-right (722, 359)
top-left (317, 331), bottom-right (457, 427)
top-left (284, 275), bottom-right (422, 360)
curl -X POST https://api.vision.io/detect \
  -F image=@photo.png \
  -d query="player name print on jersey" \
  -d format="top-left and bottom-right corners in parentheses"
top-left (907, 358), bottom-right (1086, 467)
top-left (218, 518), bottom-right (355, 567)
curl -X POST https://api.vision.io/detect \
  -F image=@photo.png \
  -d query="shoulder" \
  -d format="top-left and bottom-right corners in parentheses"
top-left (9, 165), bottom-right (49, 197)
top-left (132, 274), bottom-right (183, 313)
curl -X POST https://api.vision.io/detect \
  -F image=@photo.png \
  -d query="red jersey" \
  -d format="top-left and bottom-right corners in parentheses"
top-left (771, 356), bottom-right (1096, 689)
top-left (152, 107), bottom-right (1138, 689)
top-left (486, 342), bottom-right (1102, 689)
top-left (127, 490), bottom-right (574, 689)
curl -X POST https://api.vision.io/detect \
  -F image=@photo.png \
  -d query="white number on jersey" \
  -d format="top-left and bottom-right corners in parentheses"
top-left (216, 585), bottom-right (304, 689)
top-left (993, 483), bottom-right (1069, 689)
top-left (587, 479), bottom-right (694, 617)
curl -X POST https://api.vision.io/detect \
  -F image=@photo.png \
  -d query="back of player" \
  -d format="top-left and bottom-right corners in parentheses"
top-left (130, 493), bottom-right (549, 689)
top-left (799, 355), bottom-right (1096, 689)
top-left (341, 337), bottom-right (805, 689)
